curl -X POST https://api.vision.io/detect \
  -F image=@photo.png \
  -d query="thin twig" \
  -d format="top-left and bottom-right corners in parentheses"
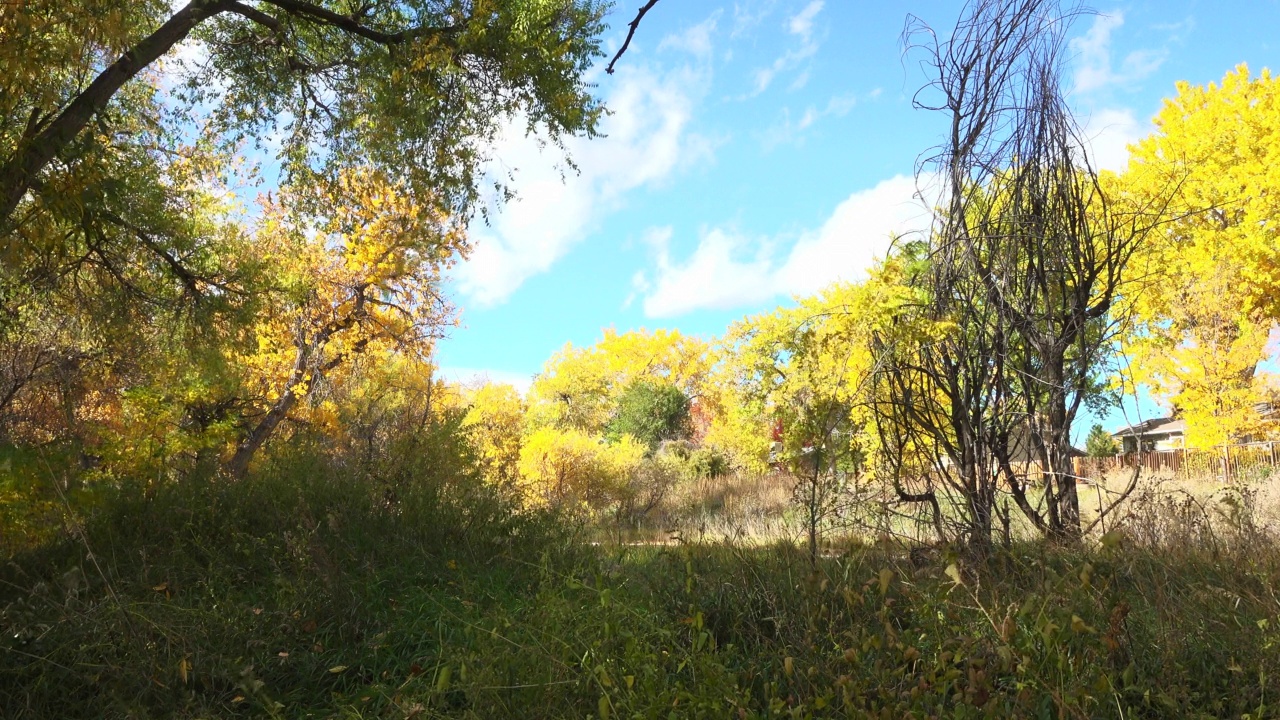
top-left (606, 0), bottom-right (661, 75)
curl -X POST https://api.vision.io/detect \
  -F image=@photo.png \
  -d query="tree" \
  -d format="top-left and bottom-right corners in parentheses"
top-left (517, 426), bottom-right (645, 509)
top-left (1, 0), bottom-right (622, 484)
top-left (883, 0), bottom-right (1157, 548)
top-left (1118, 66), bottom-right (1280, 447)
top-left (0, 143), bottom-right (255, 478)
top-left (462, 382), bottom-right (526, 489)
top-left (1, 0), bottom-right (609, 230)
top-left (604, 379), bottom-right (690, 452)
top-left (1084, 424), bottom-right (1118, 457)
top-left (720, 274), bottom-right (906, 563)
top-left (225, 167), bottom-right (464, 478)
top-left (527, 328), bottom-right (712, 434)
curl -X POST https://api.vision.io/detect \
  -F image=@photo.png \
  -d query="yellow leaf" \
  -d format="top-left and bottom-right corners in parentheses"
top-left (945, 563), bottom-right (963, 586)
top-left (878, 568), bottom-right (894, 595)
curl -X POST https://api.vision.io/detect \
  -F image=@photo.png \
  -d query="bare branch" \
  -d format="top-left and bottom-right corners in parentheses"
top-left (605, 0), bottom-right (661, 75)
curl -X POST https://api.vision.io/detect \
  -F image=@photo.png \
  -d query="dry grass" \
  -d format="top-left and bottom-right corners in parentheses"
top-left (1082, 466), bottom-right (1280, 538)
top-left (619, 465), bottom-right (1280, 552)
top-left (606, 471), bottom-right (798, 544)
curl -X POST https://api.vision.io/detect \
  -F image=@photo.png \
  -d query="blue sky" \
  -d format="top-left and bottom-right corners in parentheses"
top-left (433, 0), bottom-right (1280, 436)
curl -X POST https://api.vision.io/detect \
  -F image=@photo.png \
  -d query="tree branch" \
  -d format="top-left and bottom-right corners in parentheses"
top-left (605, 0), bottom-right (661, 75)
top-left (0, 0), bottom-right (235, 228)
top-left (259, 0), bottom-right (458, 45)
top-left (226, 1), bottom-right (283, 34)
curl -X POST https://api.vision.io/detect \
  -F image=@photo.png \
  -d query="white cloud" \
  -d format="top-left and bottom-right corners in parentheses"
top-left (774, 175), bottom-right (930, 296)
top-left (1079, 107), bottom-right (1149, 172)
top-left (1065, 12), bottom-right (1176, 170)
top-left (747, 0), bottom-right (825, 96)
top-left (454, 64), bottom-right (711, 306)
top-left (640, 228), bottom-right (776, 316)
top-left (788, 0), bottom-right (824, 39)
top-left (761, 91), bottom-right (862, 147)
top-left (659, 12), bottom-right (720, 59)
top-left (730, 1), bottom-right (777, 39)
top-left (1070, 12), bottom-right (1166, 95)
top-left (639, 175), bottom-right (931, 317)
top-left (797, 106), bottom-right (819, 130)
top-left (751, 45), bottom-right (817, 96)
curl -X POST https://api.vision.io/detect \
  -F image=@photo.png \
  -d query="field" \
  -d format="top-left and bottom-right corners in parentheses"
top-left (4, 456), bottom-right (1279, 719)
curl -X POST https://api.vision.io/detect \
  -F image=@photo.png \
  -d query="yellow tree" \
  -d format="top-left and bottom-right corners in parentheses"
top-left (517, 427), bottom-right (645, 509)
top-left (716, 268), bottom-right (910, 559)
top-left (714, 269), bottom-right (911, 474)
top-left (1120, 65), bottom-right (1280, 446)
top-left (526, 328), bottom-right (712, 433)
top-left (225, 169), bottom-right (465, 478)
top-left (319, 351), bottom-right (463, 471)
top-left (462, 382), bottom-right (526, 489)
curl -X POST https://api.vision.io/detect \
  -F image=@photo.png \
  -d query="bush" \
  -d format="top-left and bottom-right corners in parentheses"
top-left (517, 427), bottom-right (646, 510)
top-left (0, 440), bottom-right (576, 719)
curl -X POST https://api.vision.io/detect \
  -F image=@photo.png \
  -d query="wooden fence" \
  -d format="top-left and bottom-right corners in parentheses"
top-left (1073, 441), bottom-right (1280, 482)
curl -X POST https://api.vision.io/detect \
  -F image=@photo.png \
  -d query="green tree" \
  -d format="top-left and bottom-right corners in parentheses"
top-left (604, 379), bottom-right (690, 452)
top-left (1084, 424), bottom-right (1119, 458)
top-left (1, 0), bottom-right (609, 229)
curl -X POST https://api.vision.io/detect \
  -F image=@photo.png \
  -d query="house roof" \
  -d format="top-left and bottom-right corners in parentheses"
top-left (1112, 417), bottom-right (1186, 438)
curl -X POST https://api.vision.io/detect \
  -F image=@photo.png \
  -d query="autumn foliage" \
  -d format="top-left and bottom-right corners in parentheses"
top-left (2, 1), bottom-right (1280, 718)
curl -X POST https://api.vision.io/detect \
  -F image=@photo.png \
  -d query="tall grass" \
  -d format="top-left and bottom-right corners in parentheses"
top-left (3, 448), bottom-right (1279, 718)
top-left (0, 443), bottom-right (579, 719)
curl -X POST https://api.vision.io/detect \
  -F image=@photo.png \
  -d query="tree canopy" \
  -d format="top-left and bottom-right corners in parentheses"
top-left (1, 0), bottom-right (607, 227)
top-left (1118, 65), bottom-right (1280, 446)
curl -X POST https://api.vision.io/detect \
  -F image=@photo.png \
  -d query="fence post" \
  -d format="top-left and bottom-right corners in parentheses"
top-left (1223, 444), bottom-right (1231, 483)
top-left (1271, 441), bottom-right (1277, 468)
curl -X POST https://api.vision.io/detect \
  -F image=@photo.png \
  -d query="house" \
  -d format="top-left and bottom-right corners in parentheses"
top-left (1112, 417), bottom-right (1186, 454)
top-left (1005, 424), bottom-right (1086, 463)
top-left (1243, 400), bottom-right (1280, 442)
top-left (1111, 400), bottom-right (1278, 451)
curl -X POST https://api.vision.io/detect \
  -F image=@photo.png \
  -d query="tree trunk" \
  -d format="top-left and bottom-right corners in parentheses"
top-left (1045, 355), bottom-right (1081, 541)
top-left (808, 471), bottom-right (819, 568)
top-left (225, 343), bottom-right (307, 479)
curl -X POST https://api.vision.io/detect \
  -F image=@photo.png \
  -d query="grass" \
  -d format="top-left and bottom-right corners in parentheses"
top-left (3, 454), bottom-right (1280, 718)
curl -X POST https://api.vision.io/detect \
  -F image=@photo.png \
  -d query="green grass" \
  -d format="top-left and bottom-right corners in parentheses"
top-left (3, 454), bottom-right (1280, 719)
